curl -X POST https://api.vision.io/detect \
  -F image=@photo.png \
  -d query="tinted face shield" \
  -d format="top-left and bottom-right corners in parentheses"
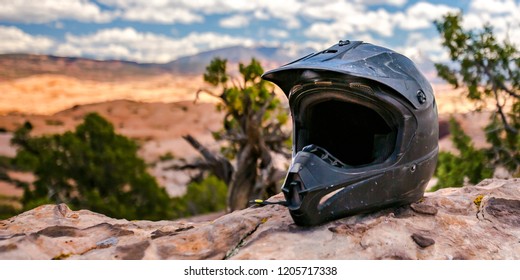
top-left (282, 81), bottom-right (417, 226)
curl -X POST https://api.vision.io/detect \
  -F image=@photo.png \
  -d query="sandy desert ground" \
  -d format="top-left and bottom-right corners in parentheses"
top-left (0, 74), bottom-right (221, 115)
top-left (0, 74), bottom-right (227, 198)
top-left (0, 74), bottom-right (494, 199)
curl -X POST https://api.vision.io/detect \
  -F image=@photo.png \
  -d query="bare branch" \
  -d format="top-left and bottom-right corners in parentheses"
top-left (258, 93), bottom-right (276, 117)
top-left (182, 134), bottom-right (234, 184)
top-left (167, 161), bottom-right (211, 171)
top-left (498, 82), bottom-right (520, 99)
top-left (492, 85), bottom-right (518, 134)
top-left (231, 76), bottom-right (244, 90)
top-left (481, 63), bottom-right (520, 99)
top-left (218, 133), bottom-right (247, 143)
top-left (194, 88), bottom-right (222, 103)
top-left (271, 146), bottom-right (292, 158)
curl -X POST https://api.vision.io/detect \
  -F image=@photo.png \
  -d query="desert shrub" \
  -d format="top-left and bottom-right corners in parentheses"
top-left (433, 12), bottom-right (520, 189)
top-left (183, 58), bottom-right (291, 211)
top-left (45, 119), bottom-right (64, 126)
top-left (173, 174), bottom-right (227, 217)
top-left (0, 202), bottom-right (19, 220)
top-left (159, 152), bottom-right (175, 162)
top-left (11, 113), bottom-right (175, 221)
top-left (432, 118), bottom-right (493, 191)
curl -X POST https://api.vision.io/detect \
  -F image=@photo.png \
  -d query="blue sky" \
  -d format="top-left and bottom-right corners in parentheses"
top-left (0, 0), bottom-right (519, 73)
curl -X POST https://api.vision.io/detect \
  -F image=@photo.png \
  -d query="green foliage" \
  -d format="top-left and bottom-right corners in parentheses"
top-left (45, 119), bottom-right (64, 126)
top-left (0, 155), bottom-right (25, 219)
top-left (159, 151), bottom-right (175, 162)
top-left (0, 163), bottom-right (22, 220)
top-left (189, 57), bottom-right (290, 210)
top-left (173, 174), bottom-right (227, 217)
top-left (0, 202), bottom-right (19, 220)
top-left (433, 12), bottom-right (520, 189)
top-left (432, 118), bottom-right (493, 191)
top-left (0, 155), bottom-right (14, 173)
top-left (203, 58), bottom-right (228, 86)
top-left (11, 113), bottom-right (175, 221)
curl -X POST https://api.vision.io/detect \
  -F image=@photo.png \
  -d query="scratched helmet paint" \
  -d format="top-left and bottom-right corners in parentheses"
top-left (261, 40), bottom-right (438, 226)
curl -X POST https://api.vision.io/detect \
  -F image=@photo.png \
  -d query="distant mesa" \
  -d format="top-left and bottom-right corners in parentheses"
top-left (0, 45), bottom-right (310, 81)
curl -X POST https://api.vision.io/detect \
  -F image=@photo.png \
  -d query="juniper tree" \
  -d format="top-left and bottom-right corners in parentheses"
top-left (433, 12), bottom-right (520, 188)
top-left (11, 113), bottom-right (175, 220)
top-left (181, 58), bottom-right (291, 211)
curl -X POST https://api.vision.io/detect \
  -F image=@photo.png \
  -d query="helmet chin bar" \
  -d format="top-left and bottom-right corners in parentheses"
top-left (282, 149), bottom-right (382, 226)
top-left (282, 147), bottom-right (437, 226)
top-left (281, 85), bottom-right (430, 226)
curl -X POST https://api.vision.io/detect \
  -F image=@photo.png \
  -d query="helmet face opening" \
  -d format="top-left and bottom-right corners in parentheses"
top-left (261, 40), bottom-right (438, 226)
top-left (295, 89), bottom-right (398, 167)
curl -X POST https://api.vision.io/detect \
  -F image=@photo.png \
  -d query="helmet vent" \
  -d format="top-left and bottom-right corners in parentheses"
top-left (323, 49), bottom-right (338, 54)
top-left (349, 83), bottom-right (374, 94)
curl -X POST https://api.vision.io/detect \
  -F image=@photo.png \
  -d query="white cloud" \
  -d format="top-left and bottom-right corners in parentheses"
top-left (304, 6), bottom-right (395, 39)
top-left (220, 15), bottom-right (250, 28)
top-left (302, 1), bottom-right (360, 20)
top-left (461, 13), bottom-right (488, 30)
top-left (4, 0), bottom-right (519, 70)
top-left (54, 22), bottom-right (65, 29)
top-left (268, 29), bottom-right (289, 38)
top-left (54, 44), bottom-right (83, 57)
top-left (397, 32), bottom-right (446, 63)
top-left (99, 0), bottom-right (304, 28)
top-left (179, 0), bottom-right (258, 14)
top-left (56, 27), bottom-right (254, 63)
top-left (254, 10), bottom-right (270, 20)
top-left (354, 0), bottom-right (407, 6)
top-left (252, 0), bottom-right (303, 29)
top-left (305, 22), bottom-right (354, 40)
top-left (470, 0), bottom-right (517, 15)
top-left (395, 2), bottom-right (457, 30)
top-left (95, 0), bottom-right (205, 24)
top-left (464, 0), bottom-right (520, 46)
top-left (300, 1), bottom-right (458, 69)
top-left (0, 0), bottom-right (116, 23)
top-left (284, 17), bottom-right (302, 29)
top-left (185, 32), bottom-right (254, 50)
top-left (99, 0), bottom-right (258, 20)
top-left (0, 25), bottom-right (55, 53)
top-left (122, 7), bottom-right (203, 24)
top-left (358, 9), bottom-right (394, 36)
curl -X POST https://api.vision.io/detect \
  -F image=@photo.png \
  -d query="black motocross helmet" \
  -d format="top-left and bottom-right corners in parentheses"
top-left (261, 40), bottom-right (438, 226)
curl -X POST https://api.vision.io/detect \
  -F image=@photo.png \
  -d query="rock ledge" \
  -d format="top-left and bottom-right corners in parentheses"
top-left (1, 179), bottom-right (520, 259)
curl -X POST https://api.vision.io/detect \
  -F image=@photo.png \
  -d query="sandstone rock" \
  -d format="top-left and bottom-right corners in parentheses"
top-left (411, 233), bottom-right (435, 248)
top-left (410, 202), bottom-right (438, 215)
top-left (1, 178), bottom-right (520, 259)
